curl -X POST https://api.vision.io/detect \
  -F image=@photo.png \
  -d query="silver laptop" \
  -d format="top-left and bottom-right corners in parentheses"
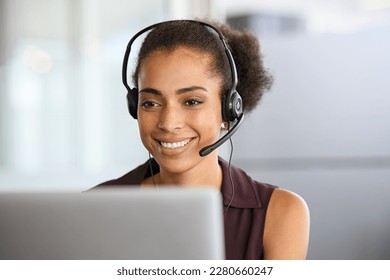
top-left (0, 187), bottom-right (225, 260)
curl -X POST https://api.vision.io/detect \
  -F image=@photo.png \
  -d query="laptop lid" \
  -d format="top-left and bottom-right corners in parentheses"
top-left (0, 187), bottom-right (225, 260)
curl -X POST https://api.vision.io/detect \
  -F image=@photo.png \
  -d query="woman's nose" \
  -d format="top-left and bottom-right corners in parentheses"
top-left (157, 104), bottom-right (184, 132)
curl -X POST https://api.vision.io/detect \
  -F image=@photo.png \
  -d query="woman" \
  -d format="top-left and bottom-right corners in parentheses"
top-left (91, 20), bottom-right (310, 260)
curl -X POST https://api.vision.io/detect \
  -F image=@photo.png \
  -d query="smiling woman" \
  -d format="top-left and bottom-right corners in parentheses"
top-left (89, 19), bottom-right (310, 260)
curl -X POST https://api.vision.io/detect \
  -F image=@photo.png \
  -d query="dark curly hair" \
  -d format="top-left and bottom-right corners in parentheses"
top-left (132, 19), bottom-right (273, 113)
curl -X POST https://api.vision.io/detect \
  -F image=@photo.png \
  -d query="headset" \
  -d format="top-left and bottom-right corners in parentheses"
top-left (122, 20), bottom-right (244, 157)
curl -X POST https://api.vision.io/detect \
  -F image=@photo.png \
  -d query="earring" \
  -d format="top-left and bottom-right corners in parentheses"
top-left (221, 122), bottom-right (228, 130)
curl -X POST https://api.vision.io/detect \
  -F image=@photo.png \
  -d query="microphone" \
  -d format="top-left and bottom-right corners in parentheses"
top-left (199, 113), bottom-right (244, 157)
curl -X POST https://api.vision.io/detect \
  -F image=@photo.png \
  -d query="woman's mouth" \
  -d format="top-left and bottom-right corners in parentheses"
top-left (159, 138), bottom-right (192, 149)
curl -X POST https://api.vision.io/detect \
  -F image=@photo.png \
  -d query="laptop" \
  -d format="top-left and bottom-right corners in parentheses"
top-left (0, 187), bottom-right (225, 260)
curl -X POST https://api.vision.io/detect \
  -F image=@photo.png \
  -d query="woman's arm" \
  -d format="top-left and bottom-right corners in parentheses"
top-left (263, 188), bottom-right (310, 259)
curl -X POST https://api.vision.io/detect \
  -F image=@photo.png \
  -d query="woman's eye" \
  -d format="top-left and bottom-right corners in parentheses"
top-left (185, 99), bottom-right (202, 106)
top-left (140, 101), bottom-right (158, 108)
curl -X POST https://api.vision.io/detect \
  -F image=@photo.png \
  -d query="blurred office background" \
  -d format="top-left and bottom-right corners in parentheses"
top-left (0, 0), bottom-right (389, 259)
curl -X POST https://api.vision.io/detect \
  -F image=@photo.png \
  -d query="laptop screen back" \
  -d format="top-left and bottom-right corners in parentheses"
top-left (0, 188), bottom-right (225, 259)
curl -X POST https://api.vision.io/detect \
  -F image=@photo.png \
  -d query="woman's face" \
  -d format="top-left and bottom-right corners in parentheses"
top-left (137, 46), bottom-right (223, 174)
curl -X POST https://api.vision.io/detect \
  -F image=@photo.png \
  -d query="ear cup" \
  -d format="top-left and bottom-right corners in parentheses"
top-left (127, 88), bottom-right (139, 119)
top-left (222, 90), bottom-right (243, 122)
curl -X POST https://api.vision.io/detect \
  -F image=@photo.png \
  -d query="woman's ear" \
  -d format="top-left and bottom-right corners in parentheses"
top-left (221, 122), bottom-right (229, 131)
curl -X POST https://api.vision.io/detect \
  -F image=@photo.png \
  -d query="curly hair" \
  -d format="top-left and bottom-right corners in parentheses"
top-left (132, 19), bottom-right (273, 113)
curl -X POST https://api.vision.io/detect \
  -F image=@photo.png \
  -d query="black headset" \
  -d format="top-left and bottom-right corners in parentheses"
top-left (122, 20), bottom-right (244, 157)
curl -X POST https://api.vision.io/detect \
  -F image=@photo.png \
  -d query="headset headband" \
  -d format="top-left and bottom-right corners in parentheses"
top-left (121, 20), bottom-right (238, 95)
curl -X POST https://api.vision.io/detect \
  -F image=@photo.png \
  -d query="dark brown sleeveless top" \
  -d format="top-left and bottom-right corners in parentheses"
top-left (89, 157), bottom-right (276, 259)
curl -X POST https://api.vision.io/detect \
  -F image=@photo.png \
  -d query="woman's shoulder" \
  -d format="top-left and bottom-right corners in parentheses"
top-left (270, 188), bottom-right (309, 212)
top-left (263, 188), bottom-right (310, 259)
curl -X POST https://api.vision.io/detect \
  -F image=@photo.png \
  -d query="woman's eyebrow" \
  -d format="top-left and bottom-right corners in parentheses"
top-left (139, 86), bottom-right (208, 95)
top-left (139, 88), bottom-right (161, 95)
top-left (176, 86), bottom-right (208, 94)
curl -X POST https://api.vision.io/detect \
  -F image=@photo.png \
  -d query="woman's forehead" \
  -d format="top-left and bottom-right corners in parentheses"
top-left (138, 47), bottom-right (223, 94)
top-left (140, 46), bottom-right (220, 80)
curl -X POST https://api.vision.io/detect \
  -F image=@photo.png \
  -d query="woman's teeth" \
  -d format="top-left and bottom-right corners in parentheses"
top-left (160, 139), bottom-right (191, 149)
